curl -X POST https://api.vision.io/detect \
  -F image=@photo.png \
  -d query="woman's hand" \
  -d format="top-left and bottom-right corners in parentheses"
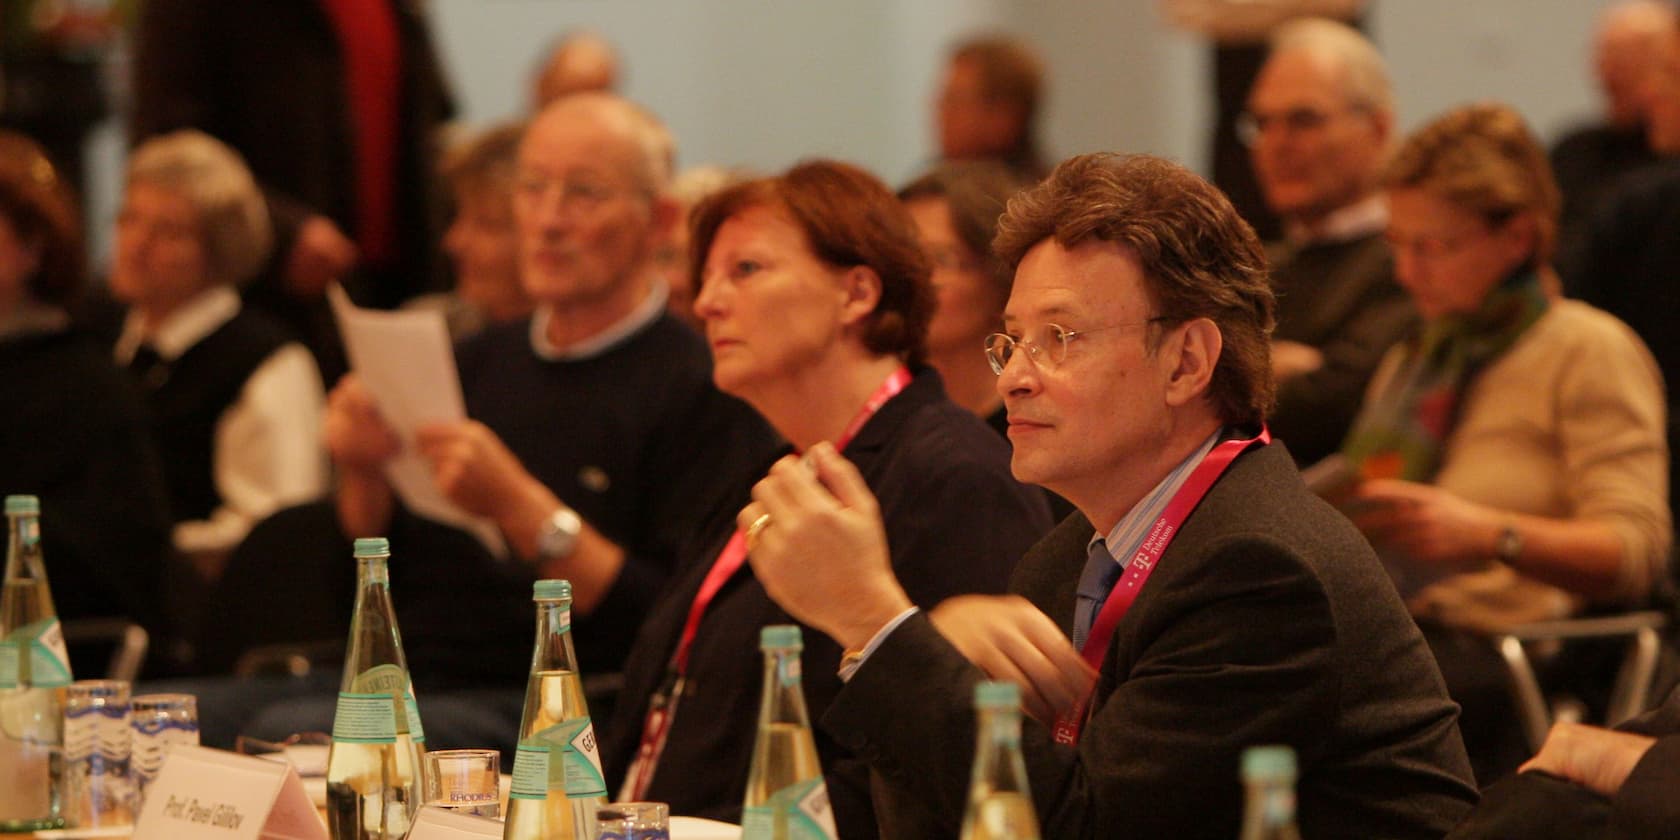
top-left (1345, 478), bottom-right (1504, 572)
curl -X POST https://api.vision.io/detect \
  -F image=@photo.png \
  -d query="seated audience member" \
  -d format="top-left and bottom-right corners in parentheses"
top-left (657, 164), bottom-right (747, 333)
top-left (934, 35), bottom-right (1049, 179)
top-left (1340, 103), bottom-right (1671, 784)
top-left (1160, 0), bottom-right (1369, 239)
top-left (105, 131), bottom-right (328, 583)
top-left (0, 131), bottom-right (170, 638)
top-left (321, 94), bottom-right (779, 712)
top-left (1243, 17), bottom-right (1415, 466)
top-left (743, 153), bottom-right (1478, 838)
top-left (601, 162), bottom-right (1050, 837)
top-left (1551, 0), bottom-right (1675, 268)
top-left (530, 29), bottom-right (621, 109)
top-left (1564, 7), bottom-right (1680, 530)
top-left (1446, 685), bottom-right (1680, 838)
top-left (897, 161), bottom-right (1034, 433)
top-left (405, 122), bottom-right (533, 342)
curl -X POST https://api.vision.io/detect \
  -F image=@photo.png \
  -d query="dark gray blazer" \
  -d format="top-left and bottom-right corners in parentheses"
top-left (825, 441), bottom-right (1479, 839)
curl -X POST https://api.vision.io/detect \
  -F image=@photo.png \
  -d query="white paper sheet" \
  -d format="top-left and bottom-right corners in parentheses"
top-left (328, 285), bottom-right (506, 558)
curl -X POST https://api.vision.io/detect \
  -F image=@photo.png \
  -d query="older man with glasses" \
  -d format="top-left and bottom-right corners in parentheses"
top-left (1241, 17), bottom-right (1416, 468)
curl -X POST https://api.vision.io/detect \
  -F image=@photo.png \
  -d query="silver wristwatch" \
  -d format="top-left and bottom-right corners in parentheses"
top-left (536, 506), bottom-right (583, 562)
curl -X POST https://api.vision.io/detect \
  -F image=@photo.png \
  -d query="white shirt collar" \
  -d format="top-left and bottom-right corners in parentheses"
top-left (1285, 193), bottom-right (1389, 247)
top-left (1090, 429), bottom-right (1225, 568)
top-left (530, 281), bottom-right (669, 361)
top-left (115, 285), bottom-right (241, 364)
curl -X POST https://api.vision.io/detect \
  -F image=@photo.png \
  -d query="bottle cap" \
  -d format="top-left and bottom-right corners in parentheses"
top-left (1241, 745), bottom-right (1297, 780)
top-left (4, 495), bottom-right (40, 515)
top-left (533, 579), bottom-right (572, 601)
top-left (352, 537), bottom-right (391, 558)
top-left (760, 624), bottom-right (802, 651)
top-left (974, 680), bottom-right (1021, 709)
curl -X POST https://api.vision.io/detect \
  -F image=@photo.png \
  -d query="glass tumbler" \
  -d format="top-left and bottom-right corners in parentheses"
top-left (62, 679), bottom-right (132, 828)
top-left (596, 801), bottom-right (670, 839)
top-left (422, 748), bottom-right (502, 819)
top-left (130, 693), bottom-right (199, 805)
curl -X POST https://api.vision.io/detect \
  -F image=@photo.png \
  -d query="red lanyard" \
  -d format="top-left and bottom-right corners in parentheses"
top-left (1051, 428), bottom-right (1270, 745)
top-left (670, 364), bottom-right (911, 672)
top-left (621, 366), bottom-right (912, 800)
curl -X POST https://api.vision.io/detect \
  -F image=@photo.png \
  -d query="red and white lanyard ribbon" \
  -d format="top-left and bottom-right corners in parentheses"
top-left (620, 366), bottom-right (913, 799)
top-left (1051, 427), bottom-right (1270, 746)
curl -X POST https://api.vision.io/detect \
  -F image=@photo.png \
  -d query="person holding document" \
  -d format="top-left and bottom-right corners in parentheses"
top-left (311, 94), bottom-right (776, 731)
top-left (739, 153), bottom-right (1476, 838)
top-left (1336, 103), bottom-right (1671, 784)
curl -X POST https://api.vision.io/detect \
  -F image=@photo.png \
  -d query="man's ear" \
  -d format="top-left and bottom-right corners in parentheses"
top-left (1163, 317), bottom-right (1222, 408)
top-left (838, 264), bottom-right (883, 329)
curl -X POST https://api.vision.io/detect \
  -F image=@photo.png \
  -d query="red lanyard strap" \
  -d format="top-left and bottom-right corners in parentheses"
top-left (622, 367), bottom-right (914, 800)
top-left (1052, 427), bottom-right (1270, 745)
top-left (671, 364), bottom-right (912, 674)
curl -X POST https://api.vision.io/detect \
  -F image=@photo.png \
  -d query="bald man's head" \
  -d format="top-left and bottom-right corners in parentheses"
top-left (532, 31), bottom-right (622, 109)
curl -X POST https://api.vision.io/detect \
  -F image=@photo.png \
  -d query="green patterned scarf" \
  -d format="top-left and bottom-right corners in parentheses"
top-left (1341, 268), bottom-right (1550, 482)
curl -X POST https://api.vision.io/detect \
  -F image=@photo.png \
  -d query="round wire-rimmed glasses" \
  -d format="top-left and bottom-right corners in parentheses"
top-left (984, 318), bottom-right (1170, 374)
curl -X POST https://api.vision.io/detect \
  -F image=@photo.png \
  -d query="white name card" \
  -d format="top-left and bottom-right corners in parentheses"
top-left (406, 806), bottom-right (504, 839)
top-left (133, 745), bottom-right (326, 840)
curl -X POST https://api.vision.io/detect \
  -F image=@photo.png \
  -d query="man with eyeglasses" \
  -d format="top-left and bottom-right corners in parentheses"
top-left (740, 153), bottom-right (1477, 837)
top-left (314, 94), bottom-right (777, 742)
top-left (1242, 18), bottom-right (1416, 467)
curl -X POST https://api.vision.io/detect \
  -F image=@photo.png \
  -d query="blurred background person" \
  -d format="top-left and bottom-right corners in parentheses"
top-left (658, 164), bottom-right (747, 333)
top-left (1564, 5), bottom-right (1680, 535)
top-left (132, 0), bottom-right (457, 383)
top-left (933, 34), bottom-right (1048, 179)
top-left (0, 130), bottom-right (170, 650)
top-left (897, 160), bottom-right (1033, 431)
top-left (1551, 0), bottom-right (1676, 269)
top-left (1243, 17), bottom-right (1415, 467)
top-left (404, 121), bottom-right (533, 343)
top-left (603, 160), bottom-right (1050, 836)
top-left (530, 28), bottom-right (622, 109)
top-left (103, 130), bottom-right (328, 671)
top-left (1339, 102), bottom-right (1670, 784)
top-left (1161, 0), bottom-right (1368, 241)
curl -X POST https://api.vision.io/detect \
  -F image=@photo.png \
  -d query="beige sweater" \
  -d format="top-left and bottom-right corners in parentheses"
top-left (1368, 299), bottom-right (1671, 632)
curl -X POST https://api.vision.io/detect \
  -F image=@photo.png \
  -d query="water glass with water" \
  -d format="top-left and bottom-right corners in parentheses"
top-left (130, 693), bottom-right (199, 805)
top-left (63, 679), bottom-right (132, 828)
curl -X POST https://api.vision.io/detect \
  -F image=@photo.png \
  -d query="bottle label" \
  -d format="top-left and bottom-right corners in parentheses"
top-left (0, 618), bottom-right (72, 688)
top-left (331, 693), bottom-right (398, 743)
top-left (402, 682), bottom-right (426, 743)
top-left (555, 717), bottom-right (607, 799)
top-left (779, 656), bottom-right (801, 688)
top-left (508, 717), bottom-right (606, 800)
top-left (508, 744), bottom-right (550, 800)
top-left (741, 779), bottom-right (836, 840)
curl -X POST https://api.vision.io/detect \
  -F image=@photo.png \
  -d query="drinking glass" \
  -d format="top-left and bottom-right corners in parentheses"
top-left (423, 749), bottom-right (502, 819)
top-left (596, 801), bottom-right (670, 840)
top-left (63, 679), bottom-right (132, 828)
top-left (130, 693), bottom-right (199, 804)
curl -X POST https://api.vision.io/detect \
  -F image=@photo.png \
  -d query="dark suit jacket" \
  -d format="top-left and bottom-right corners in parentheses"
top-left (825, 440), bottom-right (1478, 839)
top-left (601, 369), bottom-right (1053, 839)
top-left (1446, 685), bottom-right (1680, 840)
top-left (131, 0), bottom-right (455, 308)
top-left (1269, 233), bottom-right (1416, 466)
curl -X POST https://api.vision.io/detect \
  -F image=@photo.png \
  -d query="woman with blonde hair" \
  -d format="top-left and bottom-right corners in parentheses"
top-left (108, 130), bottom-right (327, 579)
top-left (1339, 102), bottom-right (1670, 782)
